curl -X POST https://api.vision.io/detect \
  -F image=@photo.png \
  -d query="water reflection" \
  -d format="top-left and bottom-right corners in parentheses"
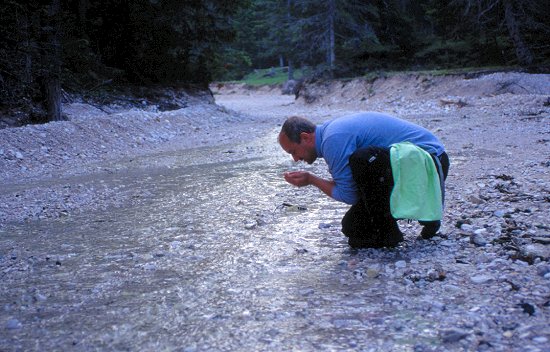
top-left (0, 131), bottom-right (433, 351)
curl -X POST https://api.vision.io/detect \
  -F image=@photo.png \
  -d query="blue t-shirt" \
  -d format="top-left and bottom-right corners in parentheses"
top-left (315, 112), bottom-right (445, 205)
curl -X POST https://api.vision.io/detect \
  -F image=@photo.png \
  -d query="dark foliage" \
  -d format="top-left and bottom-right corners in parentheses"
top-left (216, 0), bottom-right (549, 81)
top-left (1, 0), bottom-right (547, 125)
top-left (0, 0), bottom-right (246, 124)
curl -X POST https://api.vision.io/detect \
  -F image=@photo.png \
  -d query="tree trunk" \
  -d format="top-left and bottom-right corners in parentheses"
top-left (503, 0), bottom-right (533, 66)
top-left (288, 59), bottom-right (294, 80)
top-left (42, 78), bottom-right (62, 121)
top-left (77, 0), bottom-right (89, 37)
top-left (327, 0), bottom-right (336, 73)
top-left (285, 0), bottom-right (294, 80)
top-left (41, 0), bottom-right (63, 121)
top-left (19, 12), bottom-right (33, 85)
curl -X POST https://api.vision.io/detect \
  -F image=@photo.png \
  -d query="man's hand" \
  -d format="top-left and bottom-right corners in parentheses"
top-left (283, 171), bottom-right (311, 187)
top-left (283, 171), bottom-right (336, 199)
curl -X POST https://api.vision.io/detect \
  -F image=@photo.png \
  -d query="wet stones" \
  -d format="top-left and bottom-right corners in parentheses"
top-left (5, 319), bottom-right (22, 330)
top-left (471, 232), bottom-right (488, 247)
top-left (439, 328), bottom-right (470, 343)
top-left (470, 274), bottom-right (494, 284)
top-left (518, 244), bottom-right (550, 263)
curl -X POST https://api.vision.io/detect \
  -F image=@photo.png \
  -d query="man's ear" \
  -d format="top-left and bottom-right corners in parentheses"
top-left (300, 132), bottom-right (313, 144)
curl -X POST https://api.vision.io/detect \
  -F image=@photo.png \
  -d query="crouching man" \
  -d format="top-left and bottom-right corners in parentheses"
top-left (278, 112), bottom-right (449, 248)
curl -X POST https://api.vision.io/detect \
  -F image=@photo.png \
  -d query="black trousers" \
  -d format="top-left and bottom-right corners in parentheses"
top-left (341, 146), bottom-right (449, 248)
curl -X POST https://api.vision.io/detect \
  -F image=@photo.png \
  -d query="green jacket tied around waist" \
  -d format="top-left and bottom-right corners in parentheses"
top-left (389, 142), bottom-right (442, 221)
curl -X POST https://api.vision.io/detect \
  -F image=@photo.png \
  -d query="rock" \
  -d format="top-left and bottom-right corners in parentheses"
top-left (395, 260), bottom-right (407, 268)
top-left (468, 195), bottom-right (485, 204)
top-left (470, 275), bottom-right (494, 284)
top-left (143, 263), bottom-right (157, 270)
top-left (471, 233), bottom-right (488, 246)
top-left (244, 222), bottom-right (257, 230)
top-left (281, 80), bottom-right (298, 95)
top-left (440, 328), bottom-right (470, 343)
top-left (536, 265), bottom-right (550, 277)
top-left (170, 241), bottom-right (182, 250)
top-left (6, 319), bottom-right (22, 330)
top-left (519, 244), bottom-right (550, 262)
top-left (532, 237), bottom-right (550, 245)
top-left (518, 302), bottom-right (536, 316)
top-left (427, 267), bottom-right (446, 281)
top-left (366, 267), bottom-right (381, 278)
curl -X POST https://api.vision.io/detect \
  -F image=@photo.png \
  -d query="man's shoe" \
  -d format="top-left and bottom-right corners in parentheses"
top-left (384, 227), bottom-right (404, 247)
top-left (420, 221), bottom-right (440, 239)
top-left (347, 228), bottom-right (403, 249)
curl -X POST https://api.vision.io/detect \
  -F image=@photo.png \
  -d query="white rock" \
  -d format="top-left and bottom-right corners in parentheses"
top-left (470, 275), bottom-right (494, 284)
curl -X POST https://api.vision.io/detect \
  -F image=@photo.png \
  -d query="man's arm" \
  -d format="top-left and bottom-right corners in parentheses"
top-left (283, 171), bottom-right (335, 199)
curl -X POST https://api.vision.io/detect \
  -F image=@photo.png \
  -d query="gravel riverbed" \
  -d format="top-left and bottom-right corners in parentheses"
top-left (1, 72), bottom-right (549, 351)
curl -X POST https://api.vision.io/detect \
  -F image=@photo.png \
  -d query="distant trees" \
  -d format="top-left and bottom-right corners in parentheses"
top-left (217, 0), bottom-right (549, 80)
top-left (1, 0), bottom-right (547, 123)
top-left (0, 0), bottom-right (246, 123)
top-left (451, 0), bottom-right (547, 66)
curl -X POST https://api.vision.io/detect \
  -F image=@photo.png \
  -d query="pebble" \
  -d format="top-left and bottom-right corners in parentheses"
top-left (244, 222), bottom-right (257, 230)
top-left (395, 260), bottom-right (407, 268)
top-left (470, 275), bottom-right (494, 284)
top-left (471, 233), bottom-right (488, 247)
top-left (6, 319), bottom-right (22, 330)
top-left (440, 328), bottom-right (470, 343)
top-left (143, 263), bottom-right (157, 270)
top-left (366, 266), bottom-right (381, 278)
top-left (520, 244), bottom-right (550, 262)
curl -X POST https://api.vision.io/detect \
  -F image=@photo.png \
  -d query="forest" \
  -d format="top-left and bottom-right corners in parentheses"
top-left (0, 0), bottom-right (548, 123)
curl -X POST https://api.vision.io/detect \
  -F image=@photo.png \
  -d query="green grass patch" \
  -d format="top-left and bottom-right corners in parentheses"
top-left (234, 67), bottom-right (305, 86)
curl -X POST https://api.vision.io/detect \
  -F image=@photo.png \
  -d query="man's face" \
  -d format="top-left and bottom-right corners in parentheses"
top-left (279, 131), bottom-right (317, 164)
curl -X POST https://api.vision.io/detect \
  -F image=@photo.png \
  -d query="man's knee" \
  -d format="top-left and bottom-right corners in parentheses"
top-left (341, 203), bottom-right (363, 237)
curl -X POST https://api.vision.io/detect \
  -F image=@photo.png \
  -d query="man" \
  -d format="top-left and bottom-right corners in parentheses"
top-left (278, 112), bottom-right (449, 249)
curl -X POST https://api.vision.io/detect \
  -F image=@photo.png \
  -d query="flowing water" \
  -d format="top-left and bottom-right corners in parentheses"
top-left (1, 130), bottom-right (438, 351)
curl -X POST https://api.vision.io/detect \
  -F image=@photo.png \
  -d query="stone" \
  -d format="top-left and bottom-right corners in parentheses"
top-left (244, 222), bottom-right (257, 230)
top-left (518, 302), bottom-right (536, 316)
top-left (366, 267), bottom-right (380, 278)
top-left (6, 319), bottom-right (22, 330)
top-left (532, 237), bottom-right (550, 245)
top-left (520, 244), bottom-right (550, 262)
top-left (471, 233), bottom-right (488, 247)
top-left (395, 260), bottom-right (407, 268)
top-left (536, 265), bottom-right (550, 277)
top-left (440, 328), bottom-right (470, 343)
top-left (471, 275), bottom-right (494, 284)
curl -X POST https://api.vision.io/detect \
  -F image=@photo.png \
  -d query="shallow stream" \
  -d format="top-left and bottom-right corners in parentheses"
top-left (1, 130), bottom-right (440, 351)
